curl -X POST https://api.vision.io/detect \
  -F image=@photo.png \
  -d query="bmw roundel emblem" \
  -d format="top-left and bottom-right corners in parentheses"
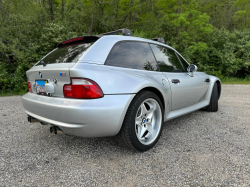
top-left (142, 118), bottom-right (146, 123)
top-left (39, 71), bottom-right (42, 78)
top-left (53, 78), bottom-right (57, 84)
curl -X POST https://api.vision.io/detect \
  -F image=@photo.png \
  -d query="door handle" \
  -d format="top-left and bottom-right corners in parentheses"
top-left (204, 79), bottom-right (210, 83)
top-left (172, 79), bottom-right (180, 84)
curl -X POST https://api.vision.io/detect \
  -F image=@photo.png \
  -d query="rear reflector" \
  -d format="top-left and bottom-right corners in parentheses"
top-left (28, 82), bottom-right (32, 92)
top-left (63, 78), bottom-right (103, 99)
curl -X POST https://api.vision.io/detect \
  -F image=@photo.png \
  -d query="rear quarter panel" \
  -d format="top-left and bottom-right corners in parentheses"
top-left (70, 63), bottom-right (172, 115)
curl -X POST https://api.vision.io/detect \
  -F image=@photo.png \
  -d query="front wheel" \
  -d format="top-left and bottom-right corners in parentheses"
top-left (120, 91), bottom-right (163, 151)
top-left (206, 82), bottom-right (219, 112)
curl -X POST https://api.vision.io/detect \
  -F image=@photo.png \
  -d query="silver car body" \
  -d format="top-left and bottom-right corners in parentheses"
top-left (22, 35), bottom-right (221, 137)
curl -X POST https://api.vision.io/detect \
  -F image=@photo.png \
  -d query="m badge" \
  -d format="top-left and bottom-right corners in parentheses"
top-left (59, 72), bottom-right (66, 77)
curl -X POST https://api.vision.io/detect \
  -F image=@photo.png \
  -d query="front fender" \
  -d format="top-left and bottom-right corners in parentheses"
top-left (206, 75), bottom-right (221, 100)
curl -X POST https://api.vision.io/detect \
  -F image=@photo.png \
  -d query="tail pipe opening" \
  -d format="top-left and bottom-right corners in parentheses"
top-left (50, 125), bottom-right (65, 135)
top-left (28, 116), bottom-right (40, 123)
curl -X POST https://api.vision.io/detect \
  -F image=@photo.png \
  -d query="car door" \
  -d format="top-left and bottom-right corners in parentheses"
top-left (176, 52), bottom-right (210, 103)
top-left (149, 44), bottom-right (207, 111)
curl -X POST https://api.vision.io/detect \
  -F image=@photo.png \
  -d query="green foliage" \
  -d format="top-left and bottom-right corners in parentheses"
top-left (220, 76), bottom-right (250, 84)
top-left (159, 0), bottom-right (214, 48)
top-left (184, 29), bottom-right (250, 77)
top-left (233, 0), bottom-right (250, 29)
top-left (1, 0), bottom-right (250, 94)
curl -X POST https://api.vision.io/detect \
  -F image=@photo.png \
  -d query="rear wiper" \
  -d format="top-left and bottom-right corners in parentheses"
top-left (41, 60), bottom-right (46, 67)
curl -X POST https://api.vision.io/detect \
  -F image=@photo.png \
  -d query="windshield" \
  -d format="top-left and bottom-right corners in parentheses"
top-left (36, 43), bottom-right (93, 65)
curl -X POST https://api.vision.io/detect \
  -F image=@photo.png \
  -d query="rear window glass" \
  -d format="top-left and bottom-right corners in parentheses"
top-left (37, 43), bottom-right (93, 65)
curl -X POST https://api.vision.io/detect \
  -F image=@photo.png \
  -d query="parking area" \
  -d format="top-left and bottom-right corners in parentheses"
top-left (1, 85), bottom-right (250, 186)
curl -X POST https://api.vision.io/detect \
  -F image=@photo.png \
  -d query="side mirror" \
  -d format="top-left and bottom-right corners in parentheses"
top-left (187, 64), bottom-right (198, 77)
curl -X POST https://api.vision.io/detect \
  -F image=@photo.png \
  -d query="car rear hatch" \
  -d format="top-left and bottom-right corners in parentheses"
top-left (27, 36), bottom-right (100, 97)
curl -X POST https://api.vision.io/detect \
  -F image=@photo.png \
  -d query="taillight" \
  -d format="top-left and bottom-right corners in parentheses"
top-left (28, 82), bottom-right (32, 92)
top-left (63, 78), bottom-right (103, 99)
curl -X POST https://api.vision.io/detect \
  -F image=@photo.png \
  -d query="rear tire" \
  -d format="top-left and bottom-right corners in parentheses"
top-left (119, 91), bottom-right (163, 151)
top-left (206, 82), bottom-right (218, 112)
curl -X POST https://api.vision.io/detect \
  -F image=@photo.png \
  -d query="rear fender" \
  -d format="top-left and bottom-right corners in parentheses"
top-left (70, 63), bottom-right (171, 118)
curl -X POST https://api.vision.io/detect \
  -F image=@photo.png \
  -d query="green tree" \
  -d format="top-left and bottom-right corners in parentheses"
top-left (233, 0), bottom-right (250, 29)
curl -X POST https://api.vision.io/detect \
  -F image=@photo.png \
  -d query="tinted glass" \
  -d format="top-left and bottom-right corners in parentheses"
top-left (37, 43), bottom-right (93, 65)
top-left (177, 53), bottom-right (189, 72)
top-left (106, 41), bottom-right (159, 71)
top-left (150, 44), bottom-right (184, 72)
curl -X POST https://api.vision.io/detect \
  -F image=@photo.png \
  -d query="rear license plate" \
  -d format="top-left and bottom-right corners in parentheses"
top-left (36, 80), bottom-right (48, 95)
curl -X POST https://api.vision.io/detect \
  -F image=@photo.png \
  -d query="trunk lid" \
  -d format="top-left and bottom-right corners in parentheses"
top-left (27, 63), bottom-right (74, 97)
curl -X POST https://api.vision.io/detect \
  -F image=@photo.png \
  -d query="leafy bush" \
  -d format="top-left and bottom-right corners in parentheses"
top-left (0, 22), bottom-right (78, 93)
top-left (182, 29), bottom-right (250, 78)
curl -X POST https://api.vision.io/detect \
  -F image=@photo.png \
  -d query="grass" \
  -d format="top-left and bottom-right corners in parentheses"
top-left (0, 90), bottom-right (27, 97)
top-left (220, 77), bottom-right (250, 85)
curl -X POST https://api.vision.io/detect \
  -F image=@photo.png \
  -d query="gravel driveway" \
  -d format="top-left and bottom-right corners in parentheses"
top-left (1, 85), bottom-right (250, 186)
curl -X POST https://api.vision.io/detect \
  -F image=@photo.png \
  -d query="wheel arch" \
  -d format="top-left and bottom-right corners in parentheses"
top-left (117, 86), bottom-right (166, 137)
top-left (215, 80), bottom-right (221, 100)
top-left (137, 87), bottom-right (165, 111)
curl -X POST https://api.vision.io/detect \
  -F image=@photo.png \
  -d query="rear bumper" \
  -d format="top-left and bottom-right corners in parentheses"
top-left (22, 92), bottom-right (135, 137)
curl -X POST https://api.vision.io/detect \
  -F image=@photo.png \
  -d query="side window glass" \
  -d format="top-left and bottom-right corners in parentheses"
top-left (177, 53), bottom-right (189, 72)
top-left (105, 41), bottom-right (159, 71)
top-left (150, 44), bottom-right (183, 73)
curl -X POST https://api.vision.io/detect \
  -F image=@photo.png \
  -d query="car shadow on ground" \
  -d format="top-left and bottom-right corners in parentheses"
top-left (35, 110), bottom-right (202, 155)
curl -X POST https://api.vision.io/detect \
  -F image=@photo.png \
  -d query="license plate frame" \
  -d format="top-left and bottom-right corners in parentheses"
top-left (35, 80), bottom-right (48, 95)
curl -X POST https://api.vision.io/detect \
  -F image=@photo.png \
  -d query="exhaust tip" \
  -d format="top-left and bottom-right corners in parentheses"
top-left (27, 116), bottom-right (40, 123)
top-left (50, 126), bottom-right (65, 135)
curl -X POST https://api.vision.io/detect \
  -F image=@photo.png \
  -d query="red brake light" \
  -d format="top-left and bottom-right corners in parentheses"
top-left (28, 82), bottom-right (32, 92)
top-left (62, 37), bottom-right (83, 44)
top-left (63, 78), bottom-right (103, 99)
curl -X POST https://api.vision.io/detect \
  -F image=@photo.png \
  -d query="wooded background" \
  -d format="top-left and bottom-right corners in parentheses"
top-left (1, 0), bottom-right (250, 93)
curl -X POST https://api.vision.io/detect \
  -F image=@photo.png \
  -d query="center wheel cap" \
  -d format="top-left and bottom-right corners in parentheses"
top-left (142, 118), bottom-right (146, 123)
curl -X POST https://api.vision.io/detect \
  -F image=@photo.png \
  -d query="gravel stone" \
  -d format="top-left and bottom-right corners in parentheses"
top-left (0, 85), bottom-right (250, 186)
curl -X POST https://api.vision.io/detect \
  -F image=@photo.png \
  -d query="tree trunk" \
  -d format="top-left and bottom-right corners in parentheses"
top-left (0, 0), bottom-right (2, 12)
top-left (0, 0), bottom-right (5, 22)
top-left (48, 0), bottom-right (54, 21)
top-left (62, 0), bottom-right (65, 20)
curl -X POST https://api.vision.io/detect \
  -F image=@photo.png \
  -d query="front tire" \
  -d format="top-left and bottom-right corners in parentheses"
top-left (206, 82), bottom-right (219, 112)
top-left (120, 91), bottom-right (163, 151)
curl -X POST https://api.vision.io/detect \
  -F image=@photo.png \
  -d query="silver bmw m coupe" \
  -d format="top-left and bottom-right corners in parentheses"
top-left (22, 29), bottom-right (221, 151)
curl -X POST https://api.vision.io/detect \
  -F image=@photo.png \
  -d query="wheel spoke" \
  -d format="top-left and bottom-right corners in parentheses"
top-left (146, 108), bottom-right (154, 123)
top-left (141, 103), bottom-right (148, 116)
top-left (139, 125), bottom-right (147, 140)
top-left (146, 122), bottom-right (153, 132)
top-left (135, 117), bottom-right (142, 126)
